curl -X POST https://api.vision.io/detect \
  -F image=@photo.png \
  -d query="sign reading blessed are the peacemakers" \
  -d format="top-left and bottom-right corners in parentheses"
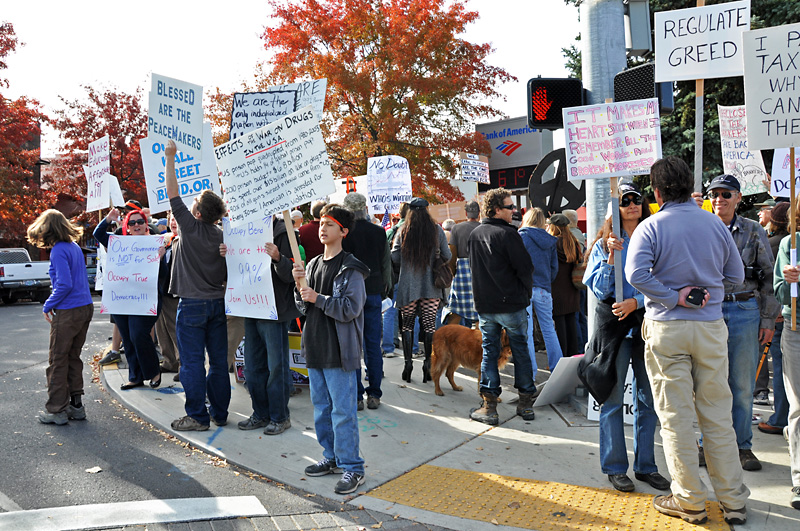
top-left (654, 0), bottom-right (750, 83)
top-left (140, 122), bottom-right (221, 214)
top-left (148, 74), bottom-right (204, 159)
top-left (367, 155), bottom-right (413, 216)
top-left (84, 135), bottom-right (110, 212)
top-left (563, 98), bottom-right (662, 181)
top-left (222, 217), bottom-right (278, 320)
top-left (743, 22), bottom-right (800, 151)
top-left (718, 105), bottom-right (767, 196)
top-left (770, 148), bottom-right (800, 197)
top-left (100, 235), bottom-right (164, 316)
top-left (215, 106), bottom-right (336, 228)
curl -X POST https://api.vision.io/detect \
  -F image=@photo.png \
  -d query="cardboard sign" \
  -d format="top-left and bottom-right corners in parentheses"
top-left (366, 155), bottom-right (413, 215)
top-left (140, 122), bottom-right (221, 214)
top-left (654, 0), bottom-right (750, 82)
top-left (215, 106), bottom-right (335, 227)
top-left (718, 105), bottom-right (767, 196)
top-left (563, 98), bottom-right (662, 181)
top-left (222, 217), bottom-right (278, 319)
top-left (95, 245), bottom-right (106, 291)
top-left (100, 235), bottom-right (163, 315)
top-left (229, 91), bottom-right (297, 140)
top-left (770, 148), bottom-right (800, 197)
top-left (270, 79), bottom-right (327, 117)
top-left (85, 135), bottom-right (110, 212)
top-left (743, 22), bottom-right (800, 150)
top-left (459, 153), bottom-right (489, 183)
top-left (148, 74), bottom-right (204, 159)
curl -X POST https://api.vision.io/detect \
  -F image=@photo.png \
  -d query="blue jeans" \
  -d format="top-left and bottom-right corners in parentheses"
top-left (768, 320), bottom-right (789, 428)
top-left (359, 294), bottom-right (383, 399)
top-left (381, 293), bottom-right (397, 354)
top-left (527, 287), bottom-right (562, 373)
top-left (478, 309), bottom-right (536, 397)
top-left (244, 318), bottom-right (290, 423)
top-left (599, 339), bottom-right (658, 475)
top-left (176, 298), bottom-right (230, 424)
top-left (114, 313), bottom-right (160, 383)
top-left (577, 290), bottom-right (588, 352)
top-left (308, 367), bottom-right (364, 474)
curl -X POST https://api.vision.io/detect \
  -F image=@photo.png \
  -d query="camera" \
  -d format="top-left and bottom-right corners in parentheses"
top-left (744, 266), bottom-right (765, 282)
top-left (685, 287), bottom-right (707, 309)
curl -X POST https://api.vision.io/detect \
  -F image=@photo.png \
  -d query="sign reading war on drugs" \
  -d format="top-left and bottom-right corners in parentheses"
top-left (654, 0), bottom-right (750, 83)
top-left (215, 106), bottom-right (335, 228)
top-left (222, 217), bottom-right (278, 320)
top-left (743, 22), bottom-right (800, 151)
top-left (563, 98), bottom-right (662, 181)
top-left (367, 155), bottom-right (413, 215)
top-left (718, 105), bottom-right (767, 196)
top-left (85, 135), bottom-right (110, 212)
top-left (100, 235), bottom-right (163, 316)
top-left (148, 74), bottom-right (204, 159)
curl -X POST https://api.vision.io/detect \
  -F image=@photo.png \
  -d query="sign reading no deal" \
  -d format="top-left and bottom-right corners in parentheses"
top-left (85, 135), bottom-right (110, 212)
top-left (743, 22), bottom-right (800, 151)
top-left (215, 106), bottom-right (335, 228)
top-left (654, 0), bottom-right (750, 82)
top-left (563, 98), bottom-right (662, 181)
top-left (459, 153), bottom-right (489, 184)
top-left (718, 105), bottom-right (767, 196)
top-left (367, 155), bottom-right (413, 216)
top-left (148, 74), bottom-right (204, 159)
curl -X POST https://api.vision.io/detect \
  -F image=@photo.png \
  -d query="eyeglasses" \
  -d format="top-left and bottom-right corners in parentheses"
top-left (129, 218), bottom-right (147, 226)
top-left (709, 190), bottom-right (733, 200)
top-left (620, 195), bottom-right (643, 207)
top-left (499, 204), bottom-right (517, 210)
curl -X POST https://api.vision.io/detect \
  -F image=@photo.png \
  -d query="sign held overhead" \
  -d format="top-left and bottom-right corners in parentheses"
top-left (148, 74), bottom-right (204, 159)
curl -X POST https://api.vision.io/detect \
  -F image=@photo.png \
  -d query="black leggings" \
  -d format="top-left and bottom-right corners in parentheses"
top-left (399, 298), bottom-right (439, 333)
top-left (553, 312), bottom-right (579, 358)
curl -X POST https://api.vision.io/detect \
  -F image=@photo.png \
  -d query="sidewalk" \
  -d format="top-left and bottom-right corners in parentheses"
top-left (103, 352), bottom-right (800, 531)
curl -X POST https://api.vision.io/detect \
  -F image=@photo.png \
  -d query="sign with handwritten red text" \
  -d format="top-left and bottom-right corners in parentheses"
top-left (563, 98), bottom-right (662, 181)
top-left (718, 105), bottom-right (767, 196)
top-left (85, 135), bottom-right (110, 212)
top-left (222, 217), bottom-right (278, 320)
top-left (770, 148), bottom-right (800, 197)
top-left (100, 235), bottom-right (164, 315)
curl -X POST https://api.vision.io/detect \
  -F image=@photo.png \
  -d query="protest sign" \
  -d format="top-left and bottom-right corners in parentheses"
top-left (85, 135), bottom-right (110, 212)
top-left (459, 153), bottom-right (489, 183)
top-left (100, 235), bottom-right (163, 315)
top-left (770, 148), bottom-right (800, 197)
top-left (148, 74), bottom-right (204, 159)
top-left (743, 22), bottom-right (800, 150)
top-left (587, 366), bottom-right (635, 425)
top-left (563, 98), bottom-right (662, 181)
top-left (229, 91), bottom-right (296, 140)
top-left (95, 245), bottom-right (106, 291)
top-left (270, 79), bottom-right (327, 117)
top-left (654, 0), bottom-right (750, 83)
top-left (215, 106), bottom-right (335, 228)
top-left (366, 155), bottom-right (413, 215)
top-left (108, 174), bottom-right (125, 207)
top-left (718, 105), bottom-right (767, 196)
top-left (222, 217), bottom-right (278, 319)
top-left (328, 175), bottom-right (366, 205)
top-left (140, 122), bottom-right (220, 214)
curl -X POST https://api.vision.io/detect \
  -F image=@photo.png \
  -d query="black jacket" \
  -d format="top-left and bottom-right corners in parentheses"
top-left (467, 217), bottom-right (533, 314)
top-left (272, 218), bottom-right (302, 323)
top-left (342, 218), bottom-right (390, 297)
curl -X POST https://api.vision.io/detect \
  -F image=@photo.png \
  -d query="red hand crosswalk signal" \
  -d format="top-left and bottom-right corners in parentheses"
top-left (526, 78), bottom-right (584, 130)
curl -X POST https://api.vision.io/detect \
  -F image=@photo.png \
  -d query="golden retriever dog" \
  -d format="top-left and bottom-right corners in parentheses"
top-left (431, 324), bottom-right (512, 397)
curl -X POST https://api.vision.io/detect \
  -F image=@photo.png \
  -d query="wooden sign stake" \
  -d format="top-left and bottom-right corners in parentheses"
top-left (791, 146), bottom-right (796, 331)
top-left (282, 209), bottom-right (307, 289)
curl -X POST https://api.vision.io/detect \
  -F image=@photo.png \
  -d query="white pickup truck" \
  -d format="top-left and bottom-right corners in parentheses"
top-left (0, 248), bottom-right (51, 304)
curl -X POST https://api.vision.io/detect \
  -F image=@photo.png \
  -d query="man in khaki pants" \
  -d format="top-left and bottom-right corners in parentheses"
top-left (625, 156), bottom-right (750, 525)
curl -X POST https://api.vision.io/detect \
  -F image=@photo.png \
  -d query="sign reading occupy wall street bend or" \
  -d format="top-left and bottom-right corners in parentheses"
top-left (215, 106), bottom-right (335, 228)
top-left (654, 0), bottom-right (750, 83)
top-left (563, 98), bottom-right (662, 181)
top-left (367, 155), bottom-right (413, 216)
top-left (85, 135), bottom-right (110, 212)
top-left (743, 22), bottom-right (800, 151)
top-left (148, 74), bottom-right (204, 159)
top-left (100, 235), bottom-right (163, 316)
top-left (140, 122), bottom-right (221, 214)
top-left (770, 148), bottom-right (800, 197)
top-left (222, 217), bottom-right (278, 320)
top-left (718, 105), bottom-right (767, 196)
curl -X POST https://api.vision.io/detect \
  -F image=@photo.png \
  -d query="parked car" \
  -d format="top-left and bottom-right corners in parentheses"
top-left (0, 248), bottom-right (51, 304)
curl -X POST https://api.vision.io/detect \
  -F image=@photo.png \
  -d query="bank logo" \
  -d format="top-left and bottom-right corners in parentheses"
top-left (496, 141), bottom-right (522, 156)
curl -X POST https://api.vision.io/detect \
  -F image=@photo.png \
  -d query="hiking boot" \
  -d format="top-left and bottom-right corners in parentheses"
top-left (334, 471), bottom-right (365, 494)
top-left (719, 503), bottom-right (747, 525)
top-left (516, 392), bottom-right (535, 421)
top-left (238, 415), bottom-right (268, 430)
top-left (367, 396), bottom-right (380, 409)
top-left (264, 418), bottom-right (291, 435)
top-left (171, 416), bottom-right (209, 431)
top-left (38, 410), bottom-right (68, 425)
top-left (791, 486), bottom-right (800, 510)
top-left (470, 393), bottom-right (499, 425)
top-left (66, 404), bottom-right (86, 420)
top-left (652, 494), bottom-right (708, 524)
top-left (305, 458), bottom-right (343, 477)
top-left (357, 400), bottom-right (364, 411)
top-left (99, 351), bottom-right (121, 366)
top-left (608, 474), bottom-right (635, 492)
top-left (739, 449), bottom-right (762, 471)
top-left (210, 416), bottom-right (227, 427)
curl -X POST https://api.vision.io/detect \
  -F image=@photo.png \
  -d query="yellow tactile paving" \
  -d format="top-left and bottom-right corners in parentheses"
top-left (368, 465), bottom-right (730, 531)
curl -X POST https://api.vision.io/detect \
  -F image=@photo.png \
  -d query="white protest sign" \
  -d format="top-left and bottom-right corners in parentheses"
top-left (654, 0), bottom-right (750, 83)
top-left (459, 153), bottom-right (489, 184)
top-left (563, 98), bottom-right (662, 181)
top-left (328, 175), bottom-right (366, 205)
top-left (85, 135), bottom-right (110, 212)
top-left (140, 122), bottom-right (220, 214)
top-left (108, 174), bottom-right (125, 207)
top-left (229, 91), bottom-right (296, 140)
top-left (222, 217), bottom-right (278, 319)
top-left (770, 148), bottom-right (800, 197)
top-left (270, 79), bottom-right (327, 116)
top-left (100, 235), bottom-right (163, 316)
top-left (586, 365), bottom-right (634, 425)
top-left (95, 245), bottom-right (106, 291)
top-left (743, 22), bottom-right (800, 150)
top-left (148, 74), bottom-right (204, 159)
top-left (367, 156), bottom-right (413, 215)
top-left (215, 106), bottom-right (335, 227)
top-left (718, 105), bottom-right (767, 196)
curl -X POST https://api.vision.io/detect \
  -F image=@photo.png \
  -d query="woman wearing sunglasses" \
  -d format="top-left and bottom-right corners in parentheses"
top-left (582, 182), bottom-right (670, 493)
top-left (94, 206), bottom-right (163, 390)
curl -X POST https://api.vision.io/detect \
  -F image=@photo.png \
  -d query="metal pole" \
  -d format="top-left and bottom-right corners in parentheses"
top-left (694, 1), bottom-right (705, 193)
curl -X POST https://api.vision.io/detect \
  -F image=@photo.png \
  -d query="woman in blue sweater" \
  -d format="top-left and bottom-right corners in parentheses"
top-left (27, 210), bottom-right (94, 425)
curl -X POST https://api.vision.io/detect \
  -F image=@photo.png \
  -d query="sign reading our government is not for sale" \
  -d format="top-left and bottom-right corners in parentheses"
top-left (148, 74), bottom-right (204, 159)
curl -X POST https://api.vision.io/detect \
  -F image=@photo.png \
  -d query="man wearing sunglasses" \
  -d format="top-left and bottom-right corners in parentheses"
top-left (698, 174), bottom-right (780, 473)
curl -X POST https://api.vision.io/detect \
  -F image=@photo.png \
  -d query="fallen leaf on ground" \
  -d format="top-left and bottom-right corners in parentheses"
top-left (491, 518), bottom-right (499, 525)
top-left (85, 466), bottom-right (102, 474)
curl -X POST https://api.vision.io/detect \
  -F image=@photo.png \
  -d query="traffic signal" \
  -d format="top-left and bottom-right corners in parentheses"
top-left (526, 78), bottom-right (584, 131)
top-left (614, 63), bottom-right (674, 116)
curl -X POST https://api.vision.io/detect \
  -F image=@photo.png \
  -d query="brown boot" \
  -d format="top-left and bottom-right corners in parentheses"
top-left (516, 392), bottom-right (535, 420)
top-left (469, 393), bottom-right (499, 425)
